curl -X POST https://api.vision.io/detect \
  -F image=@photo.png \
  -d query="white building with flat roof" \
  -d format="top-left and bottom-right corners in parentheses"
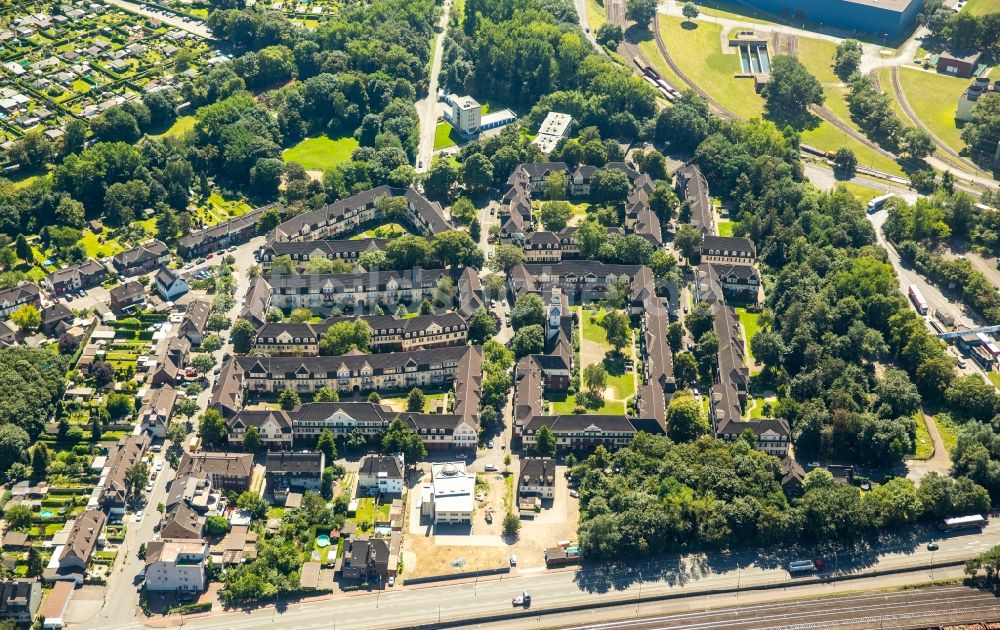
top-left (420, 462), bottom-right (474, 524)
top-left (532, 112), bottom-right (573, 154)
top-left (446, 94), bottom-right (482, 135)
top-left (144, 539), bottom-right (209, 591)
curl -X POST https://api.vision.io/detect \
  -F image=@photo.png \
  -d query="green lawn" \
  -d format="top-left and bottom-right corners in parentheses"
top-left (896, 67), bottom-right (969, 155)
top-left (282, 134), bottom-right (360, 171)
top-left (382, 389), bottom-right (448, 413)
top-left (581, 309), bottom-right (610, 348)
top-left (657, 16), bottom-right (762, 119)
top-left (549, 393), bottom-right (625, 415)
top-left (79, 230), bottom-right (126, 259)
top-left (934, 414), bottom-right (960, 456)
top-left (585, 0), bottom-right (607, 33)
top-left (964, 0), bottom-right (1000, 16)
top-left (717, 220), bottom-right (734, 237)
top-left (152, 115), bottom-right (196, 139)
top-left (353, 497), bottom-right (391, 533)
top-left (196, 192), bottom-right (253, 226)
top-left (912, 411), bottom-right (934, 460)
top-left (735, 307), bottom-right (761, 354)
top-left (434, 122), bottom-right (461, 151)
top-left (834, 182), bottom-right (883, 205)
top-left (988, 371), bottom-right (1000, 389)
top-left (350, 223), bottom-right (408, 239)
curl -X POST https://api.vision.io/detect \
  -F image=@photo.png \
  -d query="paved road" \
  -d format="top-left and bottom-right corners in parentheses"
top-left (78, 452), bottom-right (176, 627)
top-left (104, 0), bottom-right (213, 38)
top-left (90, 522), bottom-right (1000, 629)
top-left (414, 1), bottom-right (452, 173)
top-left (574, 0), bottom-right (598, 46)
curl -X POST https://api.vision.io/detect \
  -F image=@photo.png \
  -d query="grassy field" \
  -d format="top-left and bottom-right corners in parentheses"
top-left (585, 0), bottom-right (607, 33)
top-left (934, 414), bottom-right (960, 456)
top-left (152, 115), bottom-right (196, 139)
top-left (434, 122), bottom-right (460, 150)
top-left (735, 307), bottom-right (761, 355)
top-left (195, 192), bottom-right (253, 226)
top-left (717, 220), bottom-right (734, 237)
top-left (283, 134), bottom-right (360, 171)
top-left (964, 0), bottom-right (1000, 16)
top-left (657, 16), bottom-right (763, 118)
top-left (895, 67), bottom-right (969, 155)
top-left (834, 181), bottom-right (884, 205)
top-left (581, 309), bottom-right (611, 348)
top-left (912, 411), bottom-right (934, 460)
top-left (350, 223), bottom-right (408, 239)
top-left (549, 394), bottom-right (625, 415)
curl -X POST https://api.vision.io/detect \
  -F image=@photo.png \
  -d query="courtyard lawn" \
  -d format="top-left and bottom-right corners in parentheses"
top-left (717, 220), bottom-right (734, 237)
top-left (735, 307), bottom-right (761, 353)
top-left (549, 393), bottom-right (625, 415)
top-left (896, 67), bottom-right (969, 156)
top-left (282, 134), bottom-right (360, 171)
top-left (152, 115), bottom-right (196, 139)
top-left (603, 356), bottom-right (635, 401)
top-left (964, 0), bottom-right (1000, 16)
top-left (350, 223), bottom-right (408, 239)
top-left (434, 122), bottom-right (460, 151)
top-left (581, 309), bottom-right (610, 348)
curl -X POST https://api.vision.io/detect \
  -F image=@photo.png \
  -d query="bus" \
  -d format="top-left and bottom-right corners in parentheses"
top-left (909, 284), bottom-right (929, 315)
top-left (941, 514), bottom-right (987, 531)
top-left (867, 193), bottom-right (895, 214)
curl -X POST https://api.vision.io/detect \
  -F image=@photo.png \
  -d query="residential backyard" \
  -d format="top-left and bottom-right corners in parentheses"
top-left (282, 134), bottom-right (360, 170)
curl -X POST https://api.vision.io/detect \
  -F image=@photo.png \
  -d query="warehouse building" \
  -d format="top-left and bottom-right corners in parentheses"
top-left (741, 0), bottom-right (923, 38)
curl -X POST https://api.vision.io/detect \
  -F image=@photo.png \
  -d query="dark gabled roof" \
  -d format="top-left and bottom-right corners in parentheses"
top-left (210, 359), bottom-right (244, 417)
top-left (239, 276), bottom-right (271, 327)
top-left (109, 280), bottom-right (144, 302)
top-left (60, 509), bottom-right (106, 565)
top-left (713, 264), bottom-right (760, 281)
top-left (181, 299), bottom-right (211, 334)
top-left (273, 186), bottom-right (451, 239)
top-left (267, 267), bottom-right (448, 293)
top-left (359, 455), bottom-right (403, 480)
top-left (518, 457), bottom-right (556, 489)
top-left (41, 302), bottom-right (72, 325)
top-left (178, 205), bottom-right (267, 250)
top-left (261, 238), bottom-right (389, 259)
top-left (514, 356), bottom-right (544, 422)
top-left (235, 345), bottom-right (475, 378)
top-left (701, 235), bottom-right (756, 258)
top-left (399, 412), bottom-right (467, 431)
top-left (322, 312), bottom-right (467, 336)
top-left (717, 417), bottom-right (791, 438)
top-left (227, 409), bottom-right (292, 433)
top-left (176, 451), bottom-right (255, 479)
top-left (154, 265), bottom-right (182, 288)
top-left (290, 402), bottom-right (395, 424)
top-left (112, 240), bottom-right (168, 268)
top-left (266, 451), bottom-right (324, 474)
top-left (525, 231), bottom-right (560, 248)
top-left (523, 414), bottom-right (644, 434)
top-left (161, 501), bottom-right (205, 539)
top-left (677, 164), bottom-right (712, 235)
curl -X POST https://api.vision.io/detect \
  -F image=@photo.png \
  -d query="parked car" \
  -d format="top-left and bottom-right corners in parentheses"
top-left (927, 542), bottom-right (939, 551)
top-left (387, 576), bottom-right (395, 587)
top-left (485, 464), bottom-right (497, 472)
top-left (135, 511), bottom-right (144, 522)
top-left (570, 489), bottom-right (579, 498)
top-left (77, 289), bottom-right (86, 298)
top-left (487, 439), bottom-right (494, 448)
top-left (196, 258), bottom-right (206, 264)
top-left (206, 253), bottom-right (214, 260)
top-left (509, 555), bottom-right (517, 566)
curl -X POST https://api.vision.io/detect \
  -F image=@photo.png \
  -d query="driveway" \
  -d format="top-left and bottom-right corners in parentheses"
top-left (414, 0), bottom-right (452, 172)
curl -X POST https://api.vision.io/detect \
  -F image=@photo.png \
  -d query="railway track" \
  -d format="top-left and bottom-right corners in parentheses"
top-left (888, 65), bottom-right (993, 178)
top-left (810, 102), bottom-right (899, 162)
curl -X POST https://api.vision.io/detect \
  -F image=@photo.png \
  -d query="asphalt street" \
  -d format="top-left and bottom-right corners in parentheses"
top-left (414, 1), bottom-right (451, 173)
top-left (84, 522), bottom-right (1000, 629)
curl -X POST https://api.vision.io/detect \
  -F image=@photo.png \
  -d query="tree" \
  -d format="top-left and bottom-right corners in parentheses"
top-left (14, 235), bottom-right (30, 262)
top-left (407, 387), bottom-right (425, 412)
top-left (199, 409), bottom-right (226, 445)
top-left (685, 302), bottom-right (715, 340)
top-left (512, 324), bottom-right (545, 358)
top-left (462, 153), bottom-right (494, 192)
top-left (602, 310), bottom-right (630, 353)
top-left (424, 159), bottom-right (459, 199)
top-left (206, 515), bottom-right (230, 536)
top-left (668, 322), bottom-right (685, 353)
top-left (175, 398), bottom-right (199, 420)
top-left (467, 308), bottom-right (498, 344)
top-left (0, 424), bottom-right (29, 474)
top-left (382, 418), bottom-right (427, 463)
top-left (681, 2), bottom-right (700, 22)
top-left (124, 461), bottom-right (149, 503)
top-left (30, 443), bottom-right (48, 480)
top-left (503, 512), bottom-right (521, 537)
top-left (90, 413), bottom-right (103, 442)
top-left (674, 352), bottom-right (699, 387)
top-left (317, 428), bottom-right (337, 462)
top-left (490, 244), bottom-right (526, 275)
top-left (433, 230), bottom-right (483, 269)
top-left (545, 170), bottom-right (568, 200)
top-left (278, 388), bottom-right (301, 410)
top-left (833, 148), bottom-right (857, 178)
top-left (166, 421), bottom-right (189, 446)
top-left (288, 308), bottom-right (313, 323)
top-left (595, 24), bottom-right (624, 50)
top-left (450, 197), bottom-right (477, 226)
top-left (833, 39), bottom-right (863, 80)
top-left (626, 0), bottom-right (657, 27)
top-left (4, 504), bottom-right (32, 531)
top-left (903, 127), bottom-right (935, 160)
top-left (511, 293), bottom-right (546, 329)
top-left (761, 55), bottom-right (824, 124)
top-left (236, 491), bottom-right (267, 520)
top-left (666, 393), bottom-right (708, 442)
top-left (106, 392), bottom-right (135, 419)
top-left (314, 386), bottom-right (340, 402)
top-left (875, 369), bottom-right (921, 418)
top-left (946, 375), bottom-right (1000, 422)
top-left (243, 426), bottom-right (262, 452)
top-left (750, 330), bottom-right (785, 367)
top-left (230, 319), bottom-right (257, 354)
top-left (191, 354), bottom-right (216, 373)
top-left (320, 320), bottom-right (372, 355)
top-left (583, 363), bottom-right (607, 394)
top-left (540, 201), bottom-right (574, 232)
top-left (10, 305), bottom-right (40, 331)
top-left (534, 425), bottom-right (556, 457)
top-left (26, 546), bottom-right (42, 577)
top-left (368, 391), bottom-right (382, 404)
top-left (674, 224), bottom-right (702, 261)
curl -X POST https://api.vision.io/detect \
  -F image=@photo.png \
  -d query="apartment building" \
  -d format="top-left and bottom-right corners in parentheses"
top-left (144, 539), bottom-right (209, 591)
top-left (267, 267), bottom-right (449, 312)
top-left (258, 238), bottom-right (388, 272)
